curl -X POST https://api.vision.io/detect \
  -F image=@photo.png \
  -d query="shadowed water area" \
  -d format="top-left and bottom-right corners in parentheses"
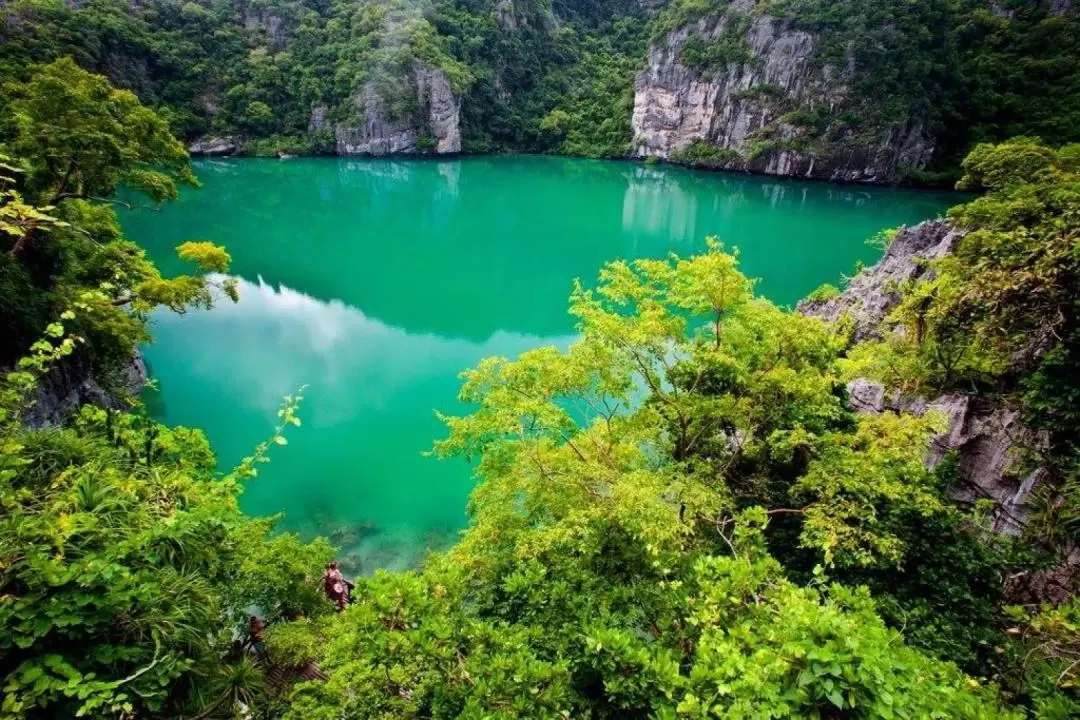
top-left (119, 155), bottom-right (958, 573)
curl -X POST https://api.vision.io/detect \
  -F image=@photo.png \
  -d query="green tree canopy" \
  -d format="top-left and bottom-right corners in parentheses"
top-left (275, 242), bottom-right (1015, 718)
top-left (0, 61), bottom-right (235, 374)
top-left (1, 56), bottom-right (195, 207)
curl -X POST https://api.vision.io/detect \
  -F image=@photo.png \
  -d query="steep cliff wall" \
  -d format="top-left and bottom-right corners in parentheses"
top-left (632, 0), bottom-right (935, 182)
top-left (800, 221), bottom-right (1048, 534)
top-left (334, 63), bottom-right (462, 156)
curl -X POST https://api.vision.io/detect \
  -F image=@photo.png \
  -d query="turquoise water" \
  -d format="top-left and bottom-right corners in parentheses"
top-left (120, 155), bottom-right (957, 572)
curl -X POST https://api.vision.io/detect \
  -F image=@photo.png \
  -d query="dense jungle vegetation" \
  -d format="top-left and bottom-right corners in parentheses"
top-left (0, 0), bottom-right (1078, 179)
top-left (1, 49), bottom-right (1080, 717)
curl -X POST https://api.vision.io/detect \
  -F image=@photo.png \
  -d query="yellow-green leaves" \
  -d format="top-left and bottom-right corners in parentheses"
top-left (437, 240), bottom-right (944, 584)
top-left (795, 412), bottom-right (946, 567)
top-left (957, 137), bottom-right (1058, 192)
top-left (3, 58), bottom-right (194, 205)
top-left (177, 241), bottom-right (232, 273)
top-left (846, 140), bottom-right (1080, 412)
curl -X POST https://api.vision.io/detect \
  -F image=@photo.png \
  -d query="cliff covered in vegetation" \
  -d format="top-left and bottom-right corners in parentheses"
top-left (1, 0), bottom-right (1078, 181)
top-left (633, 0), bottom-right (937, 181)
top-left (635, 0), bottom-right (1080, 181)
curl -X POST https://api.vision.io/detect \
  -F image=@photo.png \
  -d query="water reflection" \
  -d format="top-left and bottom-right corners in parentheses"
top-left (129, 157), bottom-right (957, 344)
top-left (121, 156), bottom-right (960, 571)
top-left (145, 275), bottom-right (574, 570)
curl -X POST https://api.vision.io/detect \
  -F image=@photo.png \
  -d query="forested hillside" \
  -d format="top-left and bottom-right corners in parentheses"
top-left (1, 0), bottom-right (1078, 181)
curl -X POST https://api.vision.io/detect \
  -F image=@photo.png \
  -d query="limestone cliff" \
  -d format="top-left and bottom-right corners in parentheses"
top-left (799, 221), bottom-right (1048, 535)
top-left (242, 4), bottom-right (291, 52)
top-left (632, 0), bottom-right (934, 182)
top-left (333, 63), bottom-right (462, 156)
top-left (799, 219), bottom-right (962, 342)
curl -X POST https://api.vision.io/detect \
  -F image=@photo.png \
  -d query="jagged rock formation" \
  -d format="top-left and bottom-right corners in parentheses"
top-left (799, 219), bottom-right (962, 341)
top-left (187, 136), bottom-right (240, 156)
top-left (334, 63), bottom-right (461, 156)
top-left (800, 220), bottom-right (1048, 535)
top-left (844, 378), bottom-right (1047, 536)
top-left (24, 350), bottom-right (147, 429)
top-left (632, 0), bottom-right (934, 182)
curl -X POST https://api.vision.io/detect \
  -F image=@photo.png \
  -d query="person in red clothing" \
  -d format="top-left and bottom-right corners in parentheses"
top-left (322, 562), bottom-right (350, 611)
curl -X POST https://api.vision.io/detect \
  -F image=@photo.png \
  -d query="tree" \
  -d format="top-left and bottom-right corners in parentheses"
top-left (273, 243), bottom-right (1013, 718)
top-left (245, 100), bottom-right (277, 136)
top-left (1, 57), bottom-right (195, 208)
top-left (0, 62), bottom-right (235, 375)
top-left (434, 240), bottom-right (947, 571)
top-left (0, 327), bottom-right (336, 719)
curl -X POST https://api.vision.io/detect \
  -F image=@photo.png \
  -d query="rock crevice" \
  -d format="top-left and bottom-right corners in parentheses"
top-left (24, 350), bottom-right (147, 429)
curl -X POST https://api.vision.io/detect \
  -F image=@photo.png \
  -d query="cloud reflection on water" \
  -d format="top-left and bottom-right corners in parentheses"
top-left (145, 275), bottom-right (575, 570)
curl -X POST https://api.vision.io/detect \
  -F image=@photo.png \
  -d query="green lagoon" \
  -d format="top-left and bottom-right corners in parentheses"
top-left (120, 155), bottom-right (957, 572)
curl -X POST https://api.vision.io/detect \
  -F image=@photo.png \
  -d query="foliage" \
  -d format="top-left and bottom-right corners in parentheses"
top-left (833, 138), bottom-right (1080, 702)
top-left (1003, 599), bottom-right (1080, 718)
top-left (0, 61), bottom-right (236, 374)
top-left (282, 508), bottom-right (1014, 718)
top-left (264, 618), bottom-right (326, 668)
top-left (263, 240), bottom-right (1013, 715)
top-left (668, 139), bottom-right (741, 169)
top-left (2, 22), bottom-right (1080, 719)
top-left (0, 330), bottom-right (334, 718)
top-left (847, 139), bottom-right (1080, 394)
top-left (0, 64), bottom-right (337, 718)
top-left (805, 283), bottom-right (839, 303)
top-left (1, 0), bottom-right (1077, 173)
top-left (0, 57), bottom-right (195, 205)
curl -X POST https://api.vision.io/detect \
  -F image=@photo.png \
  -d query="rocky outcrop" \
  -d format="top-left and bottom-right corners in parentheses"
top-left (798, 219), bottom-right (964, 342)
top-left (243, 5), bottom-right (290, 52)
top-left (1050, 0), bottom-right (1074, 15)
top-left (24, 350), bottom-right (147, 429)
top-left (632, 0), bottom-right (934, 182)
top-left (334, 63), bottom-right (461, 156)
top-left (843, 378), bottom-right (1047, 536)
top-left (801, 219), bottom-right (1048, 535)
top-left (495, 0), bottom-right (525, 30)
top-left (1004, 547), bottom-right (1080, 606)
top-left (309, 105), bottom-right (329, 132)
top-left (187, 136), bottom-right (240, 156)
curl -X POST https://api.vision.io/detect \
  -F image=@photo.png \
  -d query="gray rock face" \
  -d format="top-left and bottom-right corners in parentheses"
top-left (495, 0), bottom-right (525, 30)
top-left (187, 136), bottom-right (240, 156)
top-left (801, 219), bottom-right (1049, 535)
top-left (632, 1), bottom-right (935, 182)
top-left (334, 63), bottom-right (461, 155)
top-left (1004, 546), bottom-right (1080, 606)
top-left (1049, 0), bottom-right (1073, 16)
top-left (798, 219), bottom-right (963, 341)
top-left (24, 350), bottom-right (147, 429)
top-left (309, 105), bottom-right (329, 132)
top-left (844, 379), bottom-right (1048, 535)
top-left (243, 5), bottom-right (290, 51)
